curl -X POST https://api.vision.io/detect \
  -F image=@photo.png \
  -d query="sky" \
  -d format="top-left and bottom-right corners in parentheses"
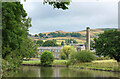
top-left (21, 0), bottom-right (119, 34)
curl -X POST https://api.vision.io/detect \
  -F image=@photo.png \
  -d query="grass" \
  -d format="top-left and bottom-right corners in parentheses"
top-left (22, 60), bottom-right (67, 66)
top-left (22, 59), bottom-right (120, 72)
top-left (70, 59), bottom-right (119, 72)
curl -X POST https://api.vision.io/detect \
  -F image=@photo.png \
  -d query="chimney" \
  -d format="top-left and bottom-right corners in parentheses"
top-left (86, 27), bottom-right (90, 50)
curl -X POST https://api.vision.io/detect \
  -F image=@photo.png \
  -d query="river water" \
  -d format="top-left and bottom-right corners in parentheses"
top-left (3, 66), bottom-right (120, 78)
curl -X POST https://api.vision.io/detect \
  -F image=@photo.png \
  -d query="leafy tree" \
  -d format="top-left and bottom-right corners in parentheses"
top-left (39, 33), bottom-right (44, 37)
top-left (40, 51), bottom-right (54, 66)
top-left (43, 0), bottom-right (71, 10)
top-left (35, 34), bottom-right (38, 37)
top-left (2, 2), bottom-right (37, 70)
top-left (42, 40), bottom-right (58, 47)
top-left (75, 50), bottom-right (95, 62)
top-left (94, 30), bottom-right (120, 62)
top-left (36, 40), bottom-right (43, 46)
top-left (61, 46), bottom-right (76, 59)
top-left (61, 41), bottom-right (64, 46)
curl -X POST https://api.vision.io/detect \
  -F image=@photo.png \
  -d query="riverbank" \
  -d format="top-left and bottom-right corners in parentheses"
top-left (70, 60), bottom-right (120, 72)
top-left (22, 60), bottom-right (67, 67)
top-left (22, 59), bottom-right (120, 72)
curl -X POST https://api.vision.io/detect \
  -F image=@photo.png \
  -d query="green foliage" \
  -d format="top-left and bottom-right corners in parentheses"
top-left (94, 30), bottom-right (120, 62)
top-left (61, 46), bottom-right (76, 59)
top-left (37, 32), bottom-right (82, 38)
top-left (95, 56), bottom-right (110, 60)
top-left (70, 50), bottom-right (95, 63)
top-left (2, 2), bottom-right (38, 70)
top-left (42, 40), bottom-right (58, 47)
top-left (35, 34), bottom-right (38, 37)
top-left (43, 0), bottom-right (71, 10)
top-left (65, 39), bottom-right (78, 45)
top-left (36, 40), bottom-right (43, 46)
top-left (61, 41), bottom-right (64, 46)
top-left (60, 52), bottom-right (66, 60)
top-left (40, 51), bottom-right (54, 66)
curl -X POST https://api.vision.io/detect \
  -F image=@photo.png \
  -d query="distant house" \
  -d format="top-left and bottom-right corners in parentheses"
top-left (38, 47), bottom-right (62, 60)
top-left (37, 45), bottom-right (85, 60)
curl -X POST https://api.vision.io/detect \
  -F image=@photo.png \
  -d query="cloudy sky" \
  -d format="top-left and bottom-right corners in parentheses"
top-left (21, 0), bottom-right (119, 34)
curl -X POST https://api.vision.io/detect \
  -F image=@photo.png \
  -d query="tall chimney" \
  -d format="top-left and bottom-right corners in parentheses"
top-left (86, 27), bottom-right (90, 50)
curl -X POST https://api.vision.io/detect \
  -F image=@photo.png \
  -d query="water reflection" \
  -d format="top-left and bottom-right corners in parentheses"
top-left (3, 66), bottom-right (120, 78)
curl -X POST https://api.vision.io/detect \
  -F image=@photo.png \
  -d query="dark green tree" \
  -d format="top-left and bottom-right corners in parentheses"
top-left (42, 40), bottom-right (58, 47)
top-left (43, 0), bottom-right (71, 10)
top-left (61, 41), bottom-right (64, 46)
top-left (35, 34), bottom-right (38, 37)
top-left (94, 30), bottom-right (120, 62)
top-left (40, 51), bottom-right (54, 66)
top-left (2, 2), bottom-right (37, 70)
top-left (36, 40), bottom-right (43, 46)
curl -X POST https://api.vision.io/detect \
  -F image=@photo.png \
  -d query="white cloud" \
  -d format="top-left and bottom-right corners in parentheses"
top-left (22, 1), bottom-right (118, 34)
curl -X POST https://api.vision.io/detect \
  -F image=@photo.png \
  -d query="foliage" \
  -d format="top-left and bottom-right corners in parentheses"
top-left (61, 46), bottom-right (76, 59)
top-left (37, 32), bottom-right (82, 38)
top-left (94, 30), bottom-right (120, 62)
top-left (2, 2), bottom-right (38, 70)
top-left (40, 51), bottom-right (54, 66)
top-left (70, 50), bottom-right (95, 63)
top-left (65, 39), bottom-right (78, 45)
top-left (43, 0), bottom-right (71, 10)
top-left (35, 34), bottom-right (38, 37)
top-left (36, 40), bottom-right (43, 46)
top-left (60, 52), bottom-right (66, 60)
top-left (61, 41), bottom-right (64, 46)
top-left (95, 56), bottom-right (110, 60)
top-left (42, 40), bottom-right (59, 47)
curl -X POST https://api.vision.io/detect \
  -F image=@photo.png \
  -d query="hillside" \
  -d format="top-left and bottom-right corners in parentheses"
top-left (31, 28), bottom-right (116, 45)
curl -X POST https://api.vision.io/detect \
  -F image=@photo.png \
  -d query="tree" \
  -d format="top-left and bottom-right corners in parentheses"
top-left (36, 40), bottom-right (43, 46)
top-left (35, 34), bottom-right (38, 37)
top-left (61, 41), bottom-right (64, 46)
top-left (94, 30), bottom-right (120, 62)
top-left (2, 2), bottom-right (37, 70)
top-left (61, 46), bottom-right (76, 59)
top-left (43, 0), bottom-right (71, 10)
top-left (42, 40), bottom-right (58, 47)
top-left (40, 51), bottom-right (54, 66)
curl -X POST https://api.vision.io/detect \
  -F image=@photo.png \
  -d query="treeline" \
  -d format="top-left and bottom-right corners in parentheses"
top-left (34, 39), bottom-right (59, 47)
top-left (2, 2), bottom-right (38, 71)
top-left (35, 32), bottom-right (83, 38)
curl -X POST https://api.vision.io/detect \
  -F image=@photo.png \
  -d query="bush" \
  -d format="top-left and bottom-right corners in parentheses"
top-left (95, 56), bottom-right (110, 60)
top-left (76, 50), bottom-right (95, 62)
top-left (40, 51), bottom-right (54, 66)
top-left (70, 50), bottom-right (95, 63)
top-left (60, 52), bottom-right (66, 60)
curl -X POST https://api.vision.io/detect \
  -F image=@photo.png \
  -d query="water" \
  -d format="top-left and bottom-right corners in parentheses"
top-left (3, 66), bottom-right (120, 77)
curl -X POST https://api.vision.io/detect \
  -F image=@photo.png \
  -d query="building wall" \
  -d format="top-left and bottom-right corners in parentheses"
top-left (38, 48), bottom-right (61, 59)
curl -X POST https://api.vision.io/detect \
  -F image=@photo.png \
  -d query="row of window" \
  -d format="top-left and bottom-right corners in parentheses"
top-left (39, 54), bottom-right (60, 58)
top-left (39, 49), bottom-right (61, 53)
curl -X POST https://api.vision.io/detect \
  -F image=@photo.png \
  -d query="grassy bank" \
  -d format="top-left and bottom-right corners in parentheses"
top-left (70, 60), bottom-right (120, 72)
top-left (22, 60), bottom-right (67, 66)
top-left (22, 59), bottom-right (120, 72)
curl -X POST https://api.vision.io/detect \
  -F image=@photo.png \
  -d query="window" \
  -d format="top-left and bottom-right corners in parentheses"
top-left (56, 55), bottom-right (57, 58)
top-left (58, 49), bottom-right (60, 52)
top-left (53, 49), bottom-right (54, 52)
top-left (55, 49), bottom-right (57, 52)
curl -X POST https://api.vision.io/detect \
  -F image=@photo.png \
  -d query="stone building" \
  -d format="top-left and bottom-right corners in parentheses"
top-left (38, 47), bottom-right (62, 59)
top-left (37, 45), bottom-right (85, 59)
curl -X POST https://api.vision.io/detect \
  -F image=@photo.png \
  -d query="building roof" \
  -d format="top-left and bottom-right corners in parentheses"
top-left (37, 47), bottom-right (62, 50)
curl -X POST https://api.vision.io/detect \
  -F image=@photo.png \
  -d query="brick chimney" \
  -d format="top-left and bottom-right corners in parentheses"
top-left (86, 27), bottom-right (90, 50)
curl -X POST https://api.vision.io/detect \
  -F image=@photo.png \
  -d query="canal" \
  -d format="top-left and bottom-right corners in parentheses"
top-left (3, 66), bottom-right (120, 78)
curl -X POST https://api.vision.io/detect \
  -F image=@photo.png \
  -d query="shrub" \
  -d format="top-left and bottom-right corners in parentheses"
top-left (40, 51), bottom-right (54, 66)
top-left (60, 52), bottom-right (66, 60)
top-left (95, 56), bottom-right (110, 60)
top-left (73, 50), bottom-right (95, 62)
